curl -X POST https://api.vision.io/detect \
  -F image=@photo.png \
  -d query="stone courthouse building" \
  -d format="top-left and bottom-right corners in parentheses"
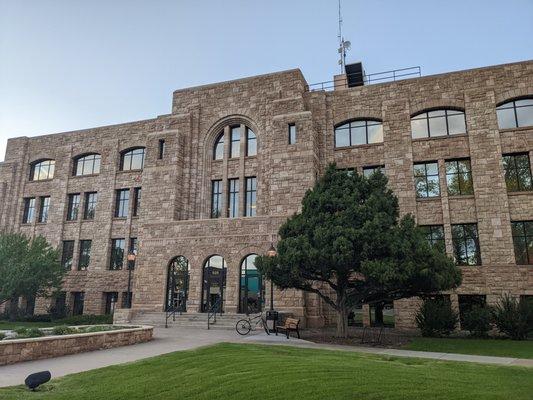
top-left (0, 59), bottom-right (532, 330)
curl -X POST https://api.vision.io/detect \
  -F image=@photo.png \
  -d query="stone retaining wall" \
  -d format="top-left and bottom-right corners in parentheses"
top-left (0, 325), bottom-right (153, 366)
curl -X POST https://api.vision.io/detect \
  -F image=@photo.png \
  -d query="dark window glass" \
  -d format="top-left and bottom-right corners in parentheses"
top-left (246, 128), bottom-right (257, 156)
top-left (67, 193), bottom-right (80, 221)
top-left (245, 177), bottom-right (257, 217)
top-left (497, 98), bottom-right (533, 129)
top-left (420, 225), bottom-right (446, 253)
top-left (29, 159), bottom-right (55, 181)
top-left (239, 254), bottom-right (264, 314)
top-left (110, 238), bottom-right (125, 270)
top-left (228, 178), bottom-right (239, 218)
top-left (121, 291), bottom-right (133, 308)
top-left (74, 154), bottom-right (101, 176)
top-left (120, 148), bottom-right (145, 171)
top-left (445, 159), bottom-right (474, 196)
top-left (288, 123), bottom-right (297, 144)
top-left (213, 132), bottom-right (224, 160)
top-left (158, 139), bottom-right (165, 159)
top-left (334, 120), bottom-right (383, 148)
top-left (363, 165), bottom-right (385, 178)
top-left (511, 221), bottom-right (533, 265)
top-left (22, 197), bottom-right (36, 224)
top-left (503, 153), bottom-right (533, 192)
top-left (61, 240), bottom-right (75, 270)
top-left (115, 189), bottom-right (130, 218)
top-left (38, 196), bottom-right (50, 223)
top-left (104, 292), bottom-right (118, 314)
top-left (83, 192), bottom-right (97, 220)
top-left (133, 187), bottom-right (141, 217)
top-left (414, 162), bottom-right (440, 198)
top-left (72, 292), bottom-right (85, 315)
top-left (451, 224), bottom-right (481, 266)
top-left (211, 180), bottom-right (222, 218)
top-left (411, 109), bottom-right (466, 138)
top-left (78, 240), bottom-right (92, 270)
top-left (230, 126), bottom-right (240, 158)
top-left (128, 237), bottom-right (138, 270)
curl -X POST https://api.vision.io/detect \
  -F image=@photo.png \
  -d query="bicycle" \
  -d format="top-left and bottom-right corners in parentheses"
top-left (235, 312), bottom-right (270, 336)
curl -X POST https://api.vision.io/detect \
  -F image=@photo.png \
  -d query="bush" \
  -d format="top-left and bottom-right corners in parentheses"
top-left (20, 314), bottom-right (52, 323)
top-left (57, 314), bottom-right (112, 326)
top-left (461, 306), bottom-right (492, 337)
top-left (0, 332), bottom-right (5, 340)
top-left (415, 298), bottom-right (458, 337)
top-left (14, 327), bottom-right (44, 338)
top-left (52, 325), bottom-right (78, 336)
top-left (492, 294), bottom-right (533, 340)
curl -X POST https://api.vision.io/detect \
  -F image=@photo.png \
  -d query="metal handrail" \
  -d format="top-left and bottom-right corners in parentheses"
top-left (207, 297), bottom-right (222, 330)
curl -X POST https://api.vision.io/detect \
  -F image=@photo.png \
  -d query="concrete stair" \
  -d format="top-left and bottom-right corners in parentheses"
top-left (130, 311), bottom-right (247, 330)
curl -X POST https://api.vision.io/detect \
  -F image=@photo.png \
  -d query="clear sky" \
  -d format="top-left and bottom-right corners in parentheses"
top-left (1, 0), bottom-right (532, 161)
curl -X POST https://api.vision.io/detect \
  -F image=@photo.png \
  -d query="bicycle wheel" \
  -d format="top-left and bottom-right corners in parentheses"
top-left (236, 319), bottom-right (252, 335)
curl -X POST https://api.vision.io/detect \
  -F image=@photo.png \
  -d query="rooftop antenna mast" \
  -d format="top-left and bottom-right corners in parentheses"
top-left (337, 0), bottom-right (351, 73)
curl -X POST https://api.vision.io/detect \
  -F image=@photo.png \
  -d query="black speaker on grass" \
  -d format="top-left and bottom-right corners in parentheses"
top-left (25, 370), bottom-right (51, 391)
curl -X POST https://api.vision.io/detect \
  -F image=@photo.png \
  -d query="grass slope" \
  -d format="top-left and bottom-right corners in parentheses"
top-left (1, 343), bottom-right (533, 400)
top-left (405, 338), bottom-right (533, 359)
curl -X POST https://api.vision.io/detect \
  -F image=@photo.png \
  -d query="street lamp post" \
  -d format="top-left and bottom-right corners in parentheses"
top-left (126, 251), bottom-right (136, 309)
top-left (265, 243), bottom-right (278, 332)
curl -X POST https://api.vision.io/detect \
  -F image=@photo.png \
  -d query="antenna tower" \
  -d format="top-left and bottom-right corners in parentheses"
top-left (337, 0), bottom-right (351, 73)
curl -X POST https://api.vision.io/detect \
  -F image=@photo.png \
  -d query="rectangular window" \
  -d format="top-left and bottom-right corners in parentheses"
top-left (211, 180), bottom-right (222, 218)
top-left (363, 165), bottom-right (385, 178)
top-left (228, 178), bottom-right (239, 218)
top-left (245, 177), bottom-right (257, 217)
top-left (83, 192), bottom-right (98, 220)
top-left (451, 223), bottom-right (481, 266)
top-left (67, 193), bottom-right (80, 221)
top-left (230, 126), bottom-right (240, 158)
top-left (104, 292), bottom-right (118, 314)
top-left (132, 187), bottom-right (141, 217)
top-left (414, 162), bottom-right (440, 198)
top-left (158, 139), bottom-right (165, 159)
top-left (420, 225), bottom-right (445, 253)
top-left (38, 196), bottom-right (50, 223)
top-left (445, 159), bottom-right (474, 196)
top-left (503, 153), bottom-right (533, 192)
top-left (115, 189), bottom-right (130, 218)
top-left (72, 292), bottom-right (85, 315)
top-left (288, 123), bottom-right (297, 144)
top-left (511, 221), bottom-right (533, 265)
top-left (22, 197), bottom-right (36, 224)
top-left (122, 291), bottom-right (133, 308)
top-left (246, 128), bottom-right (257, 156)
top-left (128, 237), bottom-right (138, 270)
top-left (110, 238), bottom-right (125, 270)
top-left (61, 240), bottom-right (75, 270)
top-left (78, 240), bottom-right (92, 270)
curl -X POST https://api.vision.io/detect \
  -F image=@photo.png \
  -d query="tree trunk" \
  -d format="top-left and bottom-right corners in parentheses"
top-left (335, 291), bottom-right (349, 338)
top-left (8, 298), bottom-right (19, 321)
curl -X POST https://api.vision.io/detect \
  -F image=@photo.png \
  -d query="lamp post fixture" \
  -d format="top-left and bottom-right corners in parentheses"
top-left (126, 251), bottom-right (136, 309)
top-left (265, 243), bottom-right (278, 333)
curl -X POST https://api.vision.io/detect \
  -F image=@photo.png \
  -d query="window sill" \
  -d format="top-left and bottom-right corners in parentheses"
top-left (416, 196), bottom-right (441, 202)
top-left (117, 169), bottom-right (143, 174)
top-left (412, 133), bottom-right (468, 142)
top-left (81, 219), bottom-right (94, 223)
top-left (71, 173), bottom-right (100, 179)
top-left (507, 190), bottom-right (533, 196)
top-left (113, 217), bottom-right (128, 221)
top-left (334, 142), bottom-right (384, 151)
top-left (27, 179), bottom-right (54, 183)
top-left (499, 126), bottom-right (533, 134)
top-left (20, 223), bottom-right (32, 226)
top-left (65, 220), bottom-right (78, 224)
top-left (35, 222), bottom-right (48, 225)
top-left (448, 195), bottom-right (475, 200)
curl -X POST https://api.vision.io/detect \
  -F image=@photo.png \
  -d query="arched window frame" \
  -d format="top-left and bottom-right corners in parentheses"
top-left (496, 97), bottom-right (533, 129)
top-left (213, 132), bottom-right (224, 160)
top-left (239, 254), bottom-right (264, 314)
top-left (165, 256), bottom-right (190, 312)
top-left (120, 147), bottom-right (146, 171)
top-left (73, 153), bottom-right (101, 176)
top-left (334, 119), bottom-right (383, 148)
top-left (201, 254), bottom-right (227, 312)
top-left (29, 159), bottom-right (55, 181)
top-left (411, 108), bottom-right (466, 139)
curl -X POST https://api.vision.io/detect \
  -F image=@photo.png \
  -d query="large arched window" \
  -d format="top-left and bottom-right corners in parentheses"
top-left (73, 153), bottom-right (101, 176)
top-left (411, 109), bottom-right (466, 139)
top-left (29, 159), bottom-right (55, 181)
top-left (334, 119), bottom-right (383, 148)
top-left (497, 98), bottom-right (533, 129)
top-left (120, 147), bottom-right (145, 171)
top-left (213, 133), bottom-right (224, 160)
top-left (201, 255), bottom-right (227, 312)
top-left (165, 256), bottom-right (189, 312)
top-left (239, 254), bottom-right (264, 314)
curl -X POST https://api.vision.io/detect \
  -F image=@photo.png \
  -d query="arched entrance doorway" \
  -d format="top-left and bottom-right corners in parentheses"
top-left (201, 255), bottom-right (227, 312)
top-left (239, 254), bottom-right (264, 314)
top-left (165, 256), bottom-right (189, 312)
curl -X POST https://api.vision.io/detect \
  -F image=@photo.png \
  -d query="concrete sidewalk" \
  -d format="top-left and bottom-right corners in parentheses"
top-left (1, 327), bottom-right (532, 388)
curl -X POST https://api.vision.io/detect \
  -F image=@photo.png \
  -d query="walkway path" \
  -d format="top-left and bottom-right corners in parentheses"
top-left (1, 327), bottom-right (532, 388)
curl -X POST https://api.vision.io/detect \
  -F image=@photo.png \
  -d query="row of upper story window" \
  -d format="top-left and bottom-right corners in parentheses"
top-left (21, 187), bottom-right (141, 224)
top-left (334, 97), bottom-right (533, 148)
top-left (60, 237), bottom-right (137, 271)
top-left (422, 220), bottom-right (533, 266)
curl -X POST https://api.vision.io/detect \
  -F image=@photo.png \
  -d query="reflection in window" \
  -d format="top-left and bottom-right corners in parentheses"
top-left (67, 193), bottom-right (80, 221)
top-left (335, 120), bottom-right (383, 148)
top-left (74, 154), bottom-right (101, 176)
top-left (132, 187), bottom-right (141, 217)
top-left (230, 127), bottom-right (240, 158)
top-left (78, 240), bottom-right (92, 270)
top-left (245, 177), bottom-right (257, 217)
top-left (414, 162), bottom-right (440, 198)
top-left (38, 196), bottom-right (50, 223)
top-left (420, 225), bottom-right (445, 253)
top-left (411, 109), bottom-right (466, 139)
top-left (213, 133), bottom-right (224, 160)
top-left (497, 98), bottom-right (533, 129)
top-left (22, 198), bottom-right (36, 224)
top-left (30, 159), bottom-right (55, 181)
top-left (228, 178), bottom-right (239, 218)
top-left (120, 148), bottom-right (145, 171)
top-left (83, 192), bottom-right (98, 220)
top-left (115, 189), bottom-right (130, 218)
top-left (246, 128), bottom-right (257, 156)
top-left (445, 159), bottom-right (473, 196)
top-left (363, 165), bottom-right (385, 178)
top-left (110, 238), bottom-right (125, 270)
top-left (451, 224), bottom-right (481, 266)
top-left (503, 153), bottom-right (533, 192)
top-left (511, 221), bottom-right (533, 265)
top-left (61, 240), bottom-right (74, 270)
top-left (288, 123), bottom-right (297, 144)
top-left (211, 180), bottom-right (222, 218)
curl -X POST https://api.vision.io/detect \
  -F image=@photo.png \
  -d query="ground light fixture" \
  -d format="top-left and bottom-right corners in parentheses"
top-left (265, 243), bottom-right (278, 332)
top-left (25, 371), bottom-right (51, 391)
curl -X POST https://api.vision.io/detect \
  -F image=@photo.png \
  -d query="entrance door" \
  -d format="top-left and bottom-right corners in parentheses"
top-left (239, 254), bottom-right (264, 314)
top-left (201, 255), bottom-right (227, 312)
top-left (166, 256), bottom-right (189, 312)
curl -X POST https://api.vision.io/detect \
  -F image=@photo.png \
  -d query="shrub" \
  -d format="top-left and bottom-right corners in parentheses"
top-left (52, 325), bottom-right (78, 336)
top-left (57, 314), bottom-right (112, 326)
top-left (20, 314), bottom-right (52, 323)
top-left (461, 306), bottom-right (492, 337)
top-left (14, 327), bottom-right (44, 338)
top-left (415, 298), bottom-right (458, 337)
top-left (492, 294), bottom-right (533, 340)
top-left (0, 332), bottom-right (5, 340)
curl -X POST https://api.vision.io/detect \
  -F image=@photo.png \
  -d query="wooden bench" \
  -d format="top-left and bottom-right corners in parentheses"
top-left (275, 317), bottom-right (300, 339)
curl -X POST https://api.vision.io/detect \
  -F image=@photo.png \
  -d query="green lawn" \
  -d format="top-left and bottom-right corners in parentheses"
top-left (0, 321), bottom-right (58, 330)
top-left (1, 344), bottom-right (532, 400)
top-left (405, 337), bottom-right (533, 359)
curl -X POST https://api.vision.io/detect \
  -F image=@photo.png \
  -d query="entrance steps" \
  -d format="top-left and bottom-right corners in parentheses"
top-left (130, 312), bottom-right (248, 330)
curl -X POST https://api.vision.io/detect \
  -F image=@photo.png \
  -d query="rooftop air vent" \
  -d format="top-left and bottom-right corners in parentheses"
top-left (345, 62), bottom-right (365, 87)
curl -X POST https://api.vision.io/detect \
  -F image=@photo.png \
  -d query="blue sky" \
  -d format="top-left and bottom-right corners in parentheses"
top-left (1, 0), bottom-right (532, 161)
